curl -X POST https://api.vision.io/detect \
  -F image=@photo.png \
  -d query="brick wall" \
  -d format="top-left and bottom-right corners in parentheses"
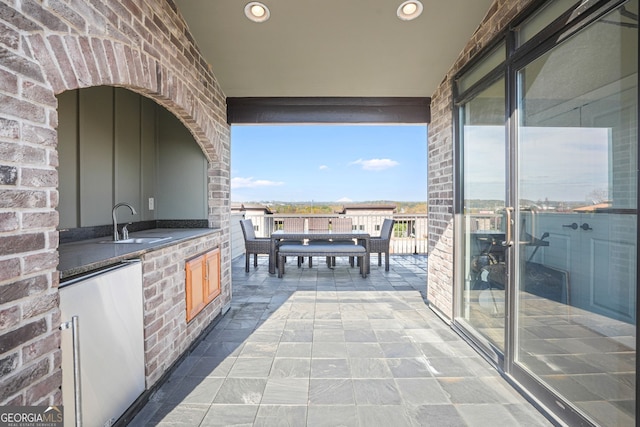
top-left (427, 0), bottom-right (533, 319)
top-left (0, 0), bottom-right (230, 405)
top-left (141, 231), bottom-right (227, 386)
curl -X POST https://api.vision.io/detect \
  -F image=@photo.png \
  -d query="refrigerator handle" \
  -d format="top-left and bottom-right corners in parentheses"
top-left (61, 316), bottom-right (82, 427)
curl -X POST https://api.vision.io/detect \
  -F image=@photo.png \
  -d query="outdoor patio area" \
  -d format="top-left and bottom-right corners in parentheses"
top-left (129, 255), bottom-right (553, 426)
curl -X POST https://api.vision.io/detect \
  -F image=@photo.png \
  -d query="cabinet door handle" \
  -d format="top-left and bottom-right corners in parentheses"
top-left (563, 223), bottom-right (578, 230)
top-left (581, 223), bottom-right (592, 231)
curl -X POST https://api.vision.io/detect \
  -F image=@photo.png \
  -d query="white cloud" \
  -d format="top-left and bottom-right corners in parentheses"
top-left (337, 197), bottom-right (352, 203)
top-left (231, 177), bottom-right (284, 189)
top-left (319, 165), bottom-right (329, 170)
top-left (350, 158), bottom-right (399, 171)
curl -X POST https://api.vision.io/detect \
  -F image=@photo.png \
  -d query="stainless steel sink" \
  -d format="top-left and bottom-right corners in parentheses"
top-left (100, 236), bottom-right (172, 244)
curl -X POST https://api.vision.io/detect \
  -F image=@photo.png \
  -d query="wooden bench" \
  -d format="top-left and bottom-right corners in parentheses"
top-left (277, 242), bottom-right (367, 278)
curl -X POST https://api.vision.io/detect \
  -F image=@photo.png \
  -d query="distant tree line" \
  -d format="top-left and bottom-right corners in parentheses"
top-left (396, 202), bottom-right (427, 214)
top-left (271, 201), bottom-right (427, 214)
top-left (273, 204), bottom-right (338, 214)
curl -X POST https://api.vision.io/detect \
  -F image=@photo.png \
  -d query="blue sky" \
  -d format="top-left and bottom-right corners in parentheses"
top-left (231, 125), bottom-right (427, 203)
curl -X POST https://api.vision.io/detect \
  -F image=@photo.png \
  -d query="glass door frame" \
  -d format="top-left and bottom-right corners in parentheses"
top-left (452, 66), bottom-right (509, 368)
top-left (453, 0), bottom-right (639, 425)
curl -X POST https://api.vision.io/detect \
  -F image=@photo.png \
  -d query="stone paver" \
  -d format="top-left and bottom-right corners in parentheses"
top-left (130, 255), bottom-right (553, 426)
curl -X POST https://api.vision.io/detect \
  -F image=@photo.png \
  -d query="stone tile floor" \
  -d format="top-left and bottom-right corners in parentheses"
top-left (130, 255), bottom-right (554, 426)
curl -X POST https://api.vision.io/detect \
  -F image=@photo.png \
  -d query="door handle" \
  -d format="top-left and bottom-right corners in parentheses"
top-left (501, 207), bottom-right (514, 247)
top-left (61, 316), bottom-right (83, 427)
top-left (529, 210), bottom-right (536, 245)
top-left (563, 223), bottom-right (578, 230)
top-left (580, 223), bottom-right (592, 231)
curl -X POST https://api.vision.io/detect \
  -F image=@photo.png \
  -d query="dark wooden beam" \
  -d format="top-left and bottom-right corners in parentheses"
top-left (226, 97), bottom-right (430, 124)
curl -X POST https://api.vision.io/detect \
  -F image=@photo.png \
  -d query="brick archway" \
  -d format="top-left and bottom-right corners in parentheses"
top-left (26, 33), bottom-right (226, 165)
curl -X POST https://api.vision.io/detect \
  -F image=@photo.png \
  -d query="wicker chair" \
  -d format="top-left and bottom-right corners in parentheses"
top-left (332, 217), bottom-right (353, 233)
top-left (283, 217), bottom-right (304, 232)
top-left (239, 219), bottom-right (271, 272)
top-left (307, 217), bottom-right (330, 267)
top-left (370, 219), bottom-right (395, 271)
top-left (329, 217), bottom-right (355, 267)
top-left (282, 217), bottom-right (305, 266)
top-left (308, 217), bottom-right (330, 232)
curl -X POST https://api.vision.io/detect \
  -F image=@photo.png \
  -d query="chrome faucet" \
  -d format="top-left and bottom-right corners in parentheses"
top-left (112, 202), bottom-right (137, 241)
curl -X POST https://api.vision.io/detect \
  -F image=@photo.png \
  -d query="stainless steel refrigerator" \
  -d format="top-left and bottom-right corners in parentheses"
top-left (60, 261), bottom-right (145, 427)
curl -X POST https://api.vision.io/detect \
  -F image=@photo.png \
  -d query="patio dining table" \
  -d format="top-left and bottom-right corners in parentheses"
top-left (269, 230), bottom-right (370, 275)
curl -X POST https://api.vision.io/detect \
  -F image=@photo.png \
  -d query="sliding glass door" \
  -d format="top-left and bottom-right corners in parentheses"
top-left (456, 1), bottom-right (637, 425)
top-left (513, 3), bottom-right (637, 425)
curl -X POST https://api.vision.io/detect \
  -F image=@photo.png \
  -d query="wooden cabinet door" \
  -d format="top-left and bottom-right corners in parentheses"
top-left (186, 248), bottom-right (221, 322)
top-left (185, 254), bottom-right (206, 322)
top-left (205, 248), bottom-right (221, 303)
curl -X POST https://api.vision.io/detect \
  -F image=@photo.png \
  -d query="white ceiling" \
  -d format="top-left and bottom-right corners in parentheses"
top-left (173, 0), bottom-right (494, 98)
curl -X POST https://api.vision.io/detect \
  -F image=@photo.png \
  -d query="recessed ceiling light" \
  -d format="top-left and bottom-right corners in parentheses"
top-left (397, 1), bottom-right (423, 21)
top-left (245, 2), bottom-right (270, 23)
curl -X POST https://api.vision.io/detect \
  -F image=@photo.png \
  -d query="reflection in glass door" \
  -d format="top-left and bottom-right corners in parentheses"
top-left (515, 2), bottom-right (637, 425)
top-left (459, 78), bottom-right (507, 352)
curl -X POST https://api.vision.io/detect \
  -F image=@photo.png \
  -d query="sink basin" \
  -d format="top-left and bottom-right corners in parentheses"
top-left (100, 237), bottom-right (172, 244)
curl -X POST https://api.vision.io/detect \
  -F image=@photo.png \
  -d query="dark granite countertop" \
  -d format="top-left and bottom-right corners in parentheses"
top-left (58, 228), bottom-right (219, 281)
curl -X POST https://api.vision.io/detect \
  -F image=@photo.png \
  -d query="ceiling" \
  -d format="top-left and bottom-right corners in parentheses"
top-left (173, 0), bottom-right (494, 98)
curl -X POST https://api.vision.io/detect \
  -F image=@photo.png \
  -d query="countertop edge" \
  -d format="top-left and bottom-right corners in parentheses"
top-left (58, 228), bottom-right (220, 281)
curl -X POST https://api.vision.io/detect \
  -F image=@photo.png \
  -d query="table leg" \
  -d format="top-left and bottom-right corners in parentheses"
top-left (269, 238), bottom-right (277, 274)
top-left (359, 238), bottom-right (371, 275)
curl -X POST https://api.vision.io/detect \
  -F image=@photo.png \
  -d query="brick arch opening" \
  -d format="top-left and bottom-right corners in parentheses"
top-left (26, 34), bottom-right (226, 165)
top-left (129, 89), bottom-right (224, 166)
